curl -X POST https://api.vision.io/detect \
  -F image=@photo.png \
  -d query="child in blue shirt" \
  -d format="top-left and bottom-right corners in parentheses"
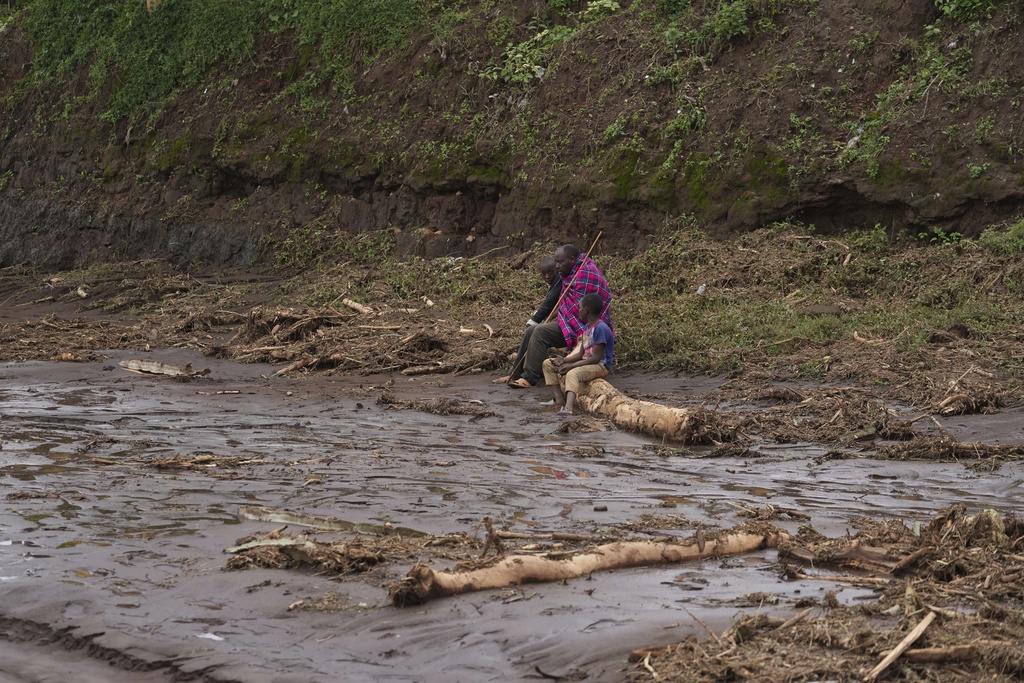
top-left (542, 293), bottom-right (614, 415)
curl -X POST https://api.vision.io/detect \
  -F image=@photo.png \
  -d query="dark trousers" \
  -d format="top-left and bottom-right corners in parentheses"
top-left (509, 325), bottom-right (535, 380)
top-left (521, 321), bottom-right (567, 385)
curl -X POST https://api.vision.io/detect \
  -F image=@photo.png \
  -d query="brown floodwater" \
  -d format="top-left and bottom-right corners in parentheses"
top-left (2, 350), bottom-right (1023, 681)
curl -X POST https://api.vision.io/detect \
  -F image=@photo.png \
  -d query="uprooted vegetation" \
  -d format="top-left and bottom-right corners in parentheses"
top-left (627, 504), bottom-right (1024, 682)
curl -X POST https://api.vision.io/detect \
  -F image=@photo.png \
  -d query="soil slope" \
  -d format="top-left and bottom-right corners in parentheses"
top-left (1, 0), bottom-right (1023, 268)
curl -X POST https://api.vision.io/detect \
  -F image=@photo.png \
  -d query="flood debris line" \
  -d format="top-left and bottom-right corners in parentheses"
top-left (237, 505), bottom-right (429, 537)
top-left (877, 434), bottom-right (1024, 463)
top-left (226, 305), bottom-right (506, 376)
top-left (5, 255), bottom-right (1024, 467)
top-left (376, 392), bottom-right (498, 418)
top-left (224, 535), bottom-right (383, 574)
top-left (119, 358), bottom-right (210, 377)
top-left (725, 501), bottom-right (811, 522)
top-left (721, 387), bottom-right (923, 447)
top-left (626, 605), bottom-right (1024, 683)
top-left (388, 525), bottom-right (788, 606)
top-left (151, 453), bottom-right (265, 470)
top-left (0, 314), bottom-right (141, 360)
top-left (628, 505), bottom-right (1024, 683)
top-left (223, 526), bottom-right (484, 578)
top-left (576, 379), bottom-right (739, 443)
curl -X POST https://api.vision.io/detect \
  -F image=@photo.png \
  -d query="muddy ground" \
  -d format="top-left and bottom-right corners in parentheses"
top-left (2, 342), bottom-right (1024, 681)
top-left (3, 256), bottom-right (1024, 682)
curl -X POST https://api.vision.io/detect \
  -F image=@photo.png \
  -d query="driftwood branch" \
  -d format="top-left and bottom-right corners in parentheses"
top-left (774, 606), bottom-right (816, 632)
top-left (390, 528), bottom-right (787, 606)
top-left (864, 611), bottom-right (936, 682)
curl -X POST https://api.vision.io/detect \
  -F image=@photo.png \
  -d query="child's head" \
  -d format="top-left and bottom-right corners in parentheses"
top-left (580, 293), bottom-right (605, 322)
top-left (539, 256), bottom-right (557, 283)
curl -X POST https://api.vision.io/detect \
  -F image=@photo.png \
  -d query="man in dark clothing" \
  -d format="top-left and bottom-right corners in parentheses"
top-left (507, 244), bottom-right (613, 388)
top-left (493, 257), bottom-right (562, 384)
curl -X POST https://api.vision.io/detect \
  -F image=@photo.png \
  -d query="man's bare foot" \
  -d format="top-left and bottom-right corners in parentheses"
top-left (491, 375), bottom-right (512, 384)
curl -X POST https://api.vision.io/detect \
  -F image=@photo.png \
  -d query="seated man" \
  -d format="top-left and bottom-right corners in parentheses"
top-left (494, 256), bottom-right (562, 384)
top-left (508, 243), bottom-right (613, 388)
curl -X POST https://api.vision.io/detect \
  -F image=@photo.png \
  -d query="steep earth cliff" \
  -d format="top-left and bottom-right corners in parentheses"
top-left (0, 0), bottom-right (1021, 267)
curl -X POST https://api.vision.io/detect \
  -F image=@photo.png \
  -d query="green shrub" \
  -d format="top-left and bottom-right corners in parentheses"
top-left (480, 25), bottom-right (575, 84)
top-left (934, 0), bottom-right (998, 21)
top-left (708, 1), bottom-right (749, 44)
top-left (979, 219), bottom-right (1024, 256)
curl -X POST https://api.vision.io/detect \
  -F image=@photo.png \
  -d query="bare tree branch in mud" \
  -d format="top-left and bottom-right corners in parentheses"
top-left (389, 526), bottom-right (787, 606)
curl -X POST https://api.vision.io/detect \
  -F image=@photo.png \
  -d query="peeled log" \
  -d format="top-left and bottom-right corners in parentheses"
top-left (390, 528), bottom-right (787, 606)
top-left (576, 378), bottom-right (698, 442)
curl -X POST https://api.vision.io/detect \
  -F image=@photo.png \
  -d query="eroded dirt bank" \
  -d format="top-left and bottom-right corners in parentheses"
top-left (5, 1), bottom-right (1024, 272)
top-left (2, 350), bottom-right (1023, 682)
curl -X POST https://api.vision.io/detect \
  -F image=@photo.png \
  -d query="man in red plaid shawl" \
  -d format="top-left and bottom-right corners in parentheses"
top-left (508, 243), bottom-right (614, 388)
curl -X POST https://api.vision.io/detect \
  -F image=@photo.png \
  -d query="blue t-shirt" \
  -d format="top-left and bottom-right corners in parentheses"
top-left (581, 321), bottom-right (614, 369)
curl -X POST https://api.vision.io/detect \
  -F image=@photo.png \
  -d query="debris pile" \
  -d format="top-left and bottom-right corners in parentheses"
top-left (629, 505), bottom-right (1024, 682)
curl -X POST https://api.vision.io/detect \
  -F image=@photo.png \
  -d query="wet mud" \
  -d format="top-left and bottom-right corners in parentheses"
top-left (2, 351), bottom-right (1023, 681)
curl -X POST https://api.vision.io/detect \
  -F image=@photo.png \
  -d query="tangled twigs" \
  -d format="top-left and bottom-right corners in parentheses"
top-left (377, 393), bottom-right (497, 418)
top-left (629, 507), bottom-right (1024, 683)
top-left (878, 435), bottom-right (1024, 463)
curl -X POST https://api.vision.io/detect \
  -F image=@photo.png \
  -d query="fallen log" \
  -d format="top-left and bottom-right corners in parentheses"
top-left (575, 379), bottom-right (715, 443)
top-left (390, 527), bottom-right (787, 606)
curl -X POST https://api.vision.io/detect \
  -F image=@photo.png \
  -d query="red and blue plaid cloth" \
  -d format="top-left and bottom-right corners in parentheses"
top-left (556, 255), bottom-right (614, 348)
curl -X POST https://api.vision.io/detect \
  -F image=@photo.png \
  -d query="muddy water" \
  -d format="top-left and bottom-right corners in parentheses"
top-left (1, 351), bottom-right (1023, 682)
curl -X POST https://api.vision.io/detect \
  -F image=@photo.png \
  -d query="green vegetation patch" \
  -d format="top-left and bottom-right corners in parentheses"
top-left (20, 0), bottom-right (428, 121)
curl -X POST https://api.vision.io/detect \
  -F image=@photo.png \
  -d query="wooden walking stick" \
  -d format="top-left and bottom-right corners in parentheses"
top-left (504, 231), bottom-right (604, 384)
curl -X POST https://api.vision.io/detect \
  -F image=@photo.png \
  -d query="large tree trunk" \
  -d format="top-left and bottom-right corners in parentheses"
top-left (390, 528), bottom-right (786, 606)
top-left (576, 378), bottom-right (701, 442)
